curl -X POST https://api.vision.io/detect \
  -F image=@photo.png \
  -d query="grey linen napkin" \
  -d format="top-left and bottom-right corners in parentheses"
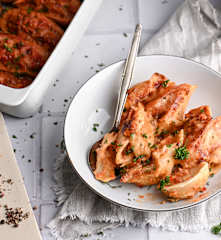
top-left (49, 0), bottom-right (221, 239)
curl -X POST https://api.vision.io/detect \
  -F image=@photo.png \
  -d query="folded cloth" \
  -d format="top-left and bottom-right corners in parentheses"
top-left (48, 0), bottom-right (221, 239)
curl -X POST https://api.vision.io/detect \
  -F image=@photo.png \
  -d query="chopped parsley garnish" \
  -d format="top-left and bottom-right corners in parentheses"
top-left (162, 80), bottom-right (170, 88)
top-left (167, 144), bottom-right (172, 148)
top-left (133, 154), bottom-right (145, 162)
top-left (29, 132), bottom-right (36, 139)
top-left (125, 148), bottom-right (134, 155)
top-left (104, 139), bottom-right (108, 144)
top-left (146, 159), bottom-right (151, 164)
top-left (4, 44), bottom-right (12, 52)
top-left (172, 130), bottom-right (179, 136)
top-left (120, 167), bottom-right (126, 174)
top-left (148, 142), bottom-right (151, 147)
top-left (200, 109), bottom-right (205, 113)
top-left (151, 144), bottom-right (157, 149)
top-left (12, 135), bottom-right (17, 139)
top-left (13, 43), bottom-right (18, 49)
top-left (159, 176), bottom-right (170, 190)
top-left (210, 173), bottom-right (214, 177)
top-left (130, 133), bottom-right (135, 138)
top-left (117, 143), bottom-right (123, 147)
top-left (27, 7), bottom-right (33, 14)
top-left (123, 108), bottom-right (127, 112)
top-left (97, 63), bottom-right (105, 67)
top-left (211, 223), bottom-right (221, 235)
top-left (160, 130), bottom-right (169, 137)
top-left (174, 146), bottom-right (189, 160)
top-left (92, 123), bottom-right (99, 132)
top-left (142, 133), bottom-right (148, 138)
top-left (111, 142), bottom-right (116, 145)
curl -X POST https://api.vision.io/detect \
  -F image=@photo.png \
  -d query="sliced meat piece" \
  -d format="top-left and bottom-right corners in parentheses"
top-left (162, 162), bottom-right (209, 199)
top-left (209, 147), bottom-right (221, 174)
top-left (145, 83), bottom-right (196, 134)
top-left (210, 147), bottom-right (221, 166)
top-left (94, 132), bottom-right (117, 182)
top-left (182, 106), bottom-right (212, 167)
top-left (198, 116), bottom-right (221, 168)
top-left (184, 105), bottom-right (212, 146)
top-left (0, 8), bottom-right (64, 51)
top-left (127, 73), bottom-right (175, 107)
top-left (199, 116), bottom-right (221, 157)
top-left (120, 131), bottom-right (184, 187)
top-left (153, 130), bottom-right (184, 179)
top-left (115, 131), bottom-right (133, 167)
top-left (116, 104), bottom-right (155, 167)
top-left (120, 162), bottom-right (159, 186)
top-left (0, 71), bottom-right (32, 88)
top-left (183, 108), bottom-right (221, 170)
top-left (121, 73), bottom-right (175, 124)
top-left (126, 103), bottom-right (155, 157)
top-left (0, 33), bottom-right (48, 76)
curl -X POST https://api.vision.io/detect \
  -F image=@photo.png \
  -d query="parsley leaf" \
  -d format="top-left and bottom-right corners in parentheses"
top-left (133, 154), bottom-right (146, 162)
top-left (125, 147), bottom-right (134, 155)
top-left (142, 133), bottom-right (148, 138)
top-left (174, 146), bottom-right (189, 160)
top-left (174, 146), bottom-right (190, 160)
top-left (162, 80), bottom-right (170, 88)
top-left (159, 176), bottom-right (170, 190)
top-left (211, 223), bottom-right (221, 235)
top-left (4, 43), bottom-right (12, 52)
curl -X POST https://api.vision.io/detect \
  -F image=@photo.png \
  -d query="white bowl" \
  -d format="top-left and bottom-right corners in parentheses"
top-left (64, 55), bottom-right (221, 211)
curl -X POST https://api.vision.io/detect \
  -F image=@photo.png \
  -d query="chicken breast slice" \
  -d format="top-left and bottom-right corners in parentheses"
top-left (183, 108), bottom-right (221, 171)
top-left (115, 131), bottom-right (133, 167)
top-left (121, 73), bottom-right (175, 125)
top-left (94, 132), bottom-right (117, 182)
top-left (153, 130), bottom-right (184, 179)
top-left (145, 83), bottom-right (196, 134)
top-left (198, 116), bottom-right (221, 170)
top-left (162, 162), bottom-right (209, 199)
top-left (120, 162), bottom-right (158, 186)
top-left (120, 103), bottom-right (156, 157)
top-left (120, 130), bottom-right (184, 187)
top-left (181, 105), bottom-right (212, 167)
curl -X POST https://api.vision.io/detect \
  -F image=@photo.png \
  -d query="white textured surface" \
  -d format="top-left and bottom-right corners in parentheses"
top-left (4, 0), bottom-right (221, 239)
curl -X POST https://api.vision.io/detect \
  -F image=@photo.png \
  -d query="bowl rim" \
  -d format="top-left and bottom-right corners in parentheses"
top-left (64, 54), bottom-right (221, 212)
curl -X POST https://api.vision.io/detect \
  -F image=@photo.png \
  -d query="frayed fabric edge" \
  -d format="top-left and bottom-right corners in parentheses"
top-left (53, 153), bottom-right (71, 206)
top-left (47, 216), bottom-right (214, 240)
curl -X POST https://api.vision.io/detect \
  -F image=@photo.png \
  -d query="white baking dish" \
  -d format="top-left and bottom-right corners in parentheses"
top-left (0, 0), bottom-right (103, 118)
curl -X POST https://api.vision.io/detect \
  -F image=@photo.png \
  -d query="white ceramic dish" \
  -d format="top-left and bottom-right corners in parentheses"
top-left (65, 55), bottom-right (221, 211)
top-left (0, 0), bottom-right (103, 118)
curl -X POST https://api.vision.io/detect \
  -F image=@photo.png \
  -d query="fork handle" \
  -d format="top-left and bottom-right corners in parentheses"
top-left (112, 24), bottom-right (142, 129)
